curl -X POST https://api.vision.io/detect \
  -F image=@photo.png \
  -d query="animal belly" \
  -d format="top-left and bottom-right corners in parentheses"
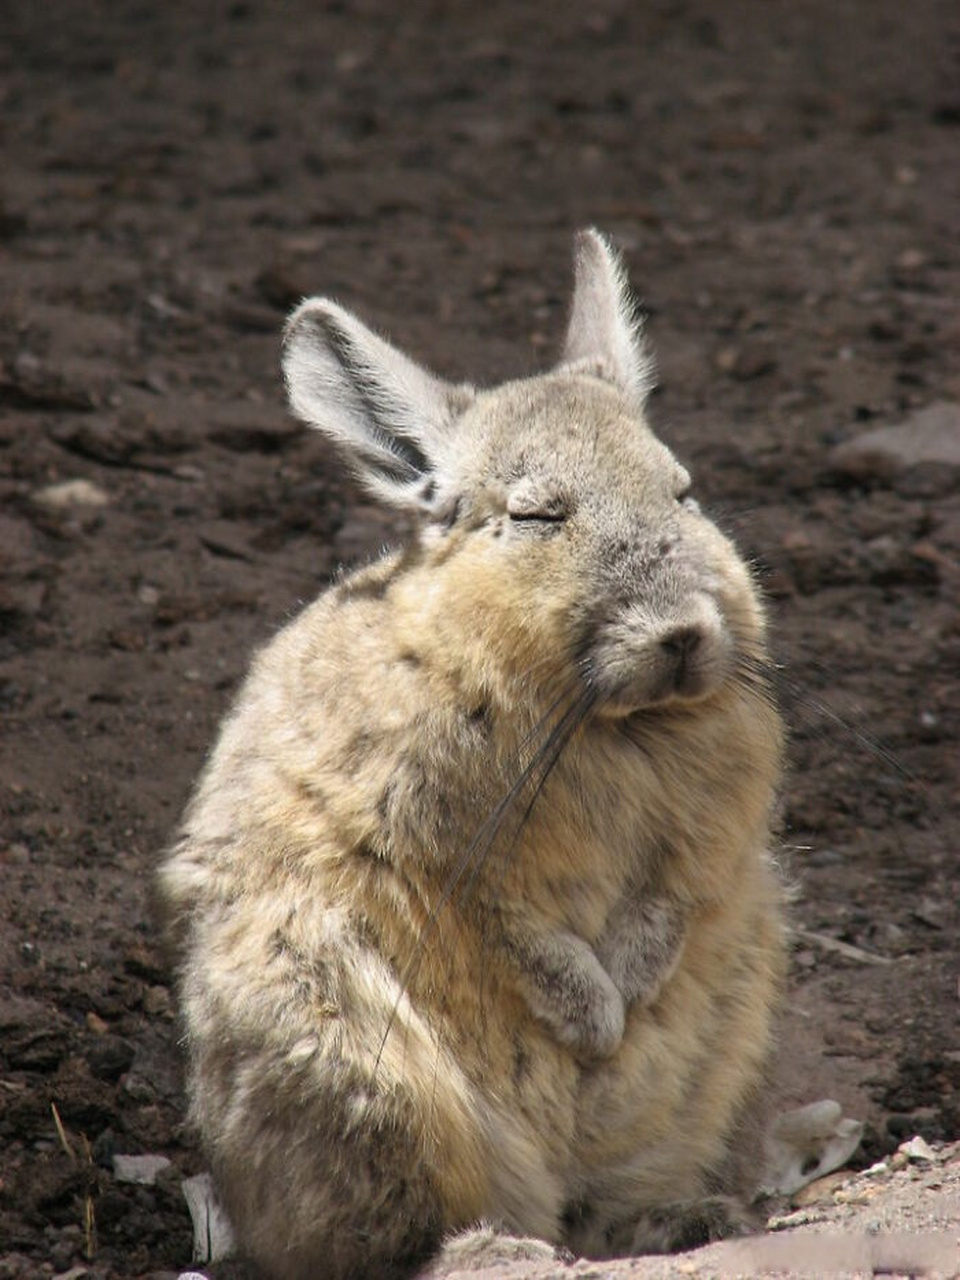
top-left (568, 893), bottom-right (783, 1212)
top-left (435, 973), bottom-right (583, 1238)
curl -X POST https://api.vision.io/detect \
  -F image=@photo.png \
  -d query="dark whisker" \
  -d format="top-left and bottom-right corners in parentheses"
top-left (374, 680), bottom-right (595, 1073)
top-left (483, 685), bottom-right (600, 883)
top-left (516, 684), bottom-right (584, 756)
top-left (470, 683), bottom-right (600, 1065)
top-left (764, 663), bottom-right (919, 785)
top-left (730, 651), bottom-right (780, 710)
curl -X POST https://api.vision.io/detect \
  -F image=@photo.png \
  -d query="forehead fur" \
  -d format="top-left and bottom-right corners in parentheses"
top-left (454, 371), bottom-right (670, 488)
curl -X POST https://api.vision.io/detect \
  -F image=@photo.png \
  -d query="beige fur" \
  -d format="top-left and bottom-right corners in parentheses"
top-left (158, 230), bottom-right (786, 1278)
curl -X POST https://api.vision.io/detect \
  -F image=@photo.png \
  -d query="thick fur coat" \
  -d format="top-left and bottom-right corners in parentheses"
top-left (158, 230), bottom-right (786, 1279)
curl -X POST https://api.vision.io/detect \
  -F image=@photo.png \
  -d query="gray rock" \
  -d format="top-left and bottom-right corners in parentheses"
top-left (112, 1153), bottom-right (173, 1185)
top-left (182, 1172), bottom-right (236, 1264)
top-left (831, 401), bottom-right (960, 493)
top-left (32, 478), bottom-right (111, 509)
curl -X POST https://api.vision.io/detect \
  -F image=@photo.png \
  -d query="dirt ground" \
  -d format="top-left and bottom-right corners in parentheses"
top-left (1, 2), bottom-right (958, 1276)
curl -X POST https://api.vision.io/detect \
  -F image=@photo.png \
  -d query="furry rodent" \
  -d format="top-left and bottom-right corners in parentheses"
top-left (158, 229), bottom-right (786, 1278)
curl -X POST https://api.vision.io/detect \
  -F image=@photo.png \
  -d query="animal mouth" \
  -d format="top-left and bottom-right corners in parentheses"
top-left (587, 614), bottom-right (734, 719)
top-left (597, 672), bottom-right (723, 720)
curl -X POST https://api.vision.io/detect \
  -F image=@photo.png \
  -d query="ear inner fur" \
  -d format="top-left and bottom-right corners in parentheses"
top-left (560, 228), bottom-right (656, 407)
top-left (282, 297), bottom-right (474, 510)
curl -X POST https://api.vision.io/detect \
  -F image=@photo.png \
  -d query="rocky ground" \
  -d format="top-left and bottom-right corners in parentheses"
top-left (427, 1139), bottom-right (960, 1280)
top-left (0, 2), bottom-right (957, 1276)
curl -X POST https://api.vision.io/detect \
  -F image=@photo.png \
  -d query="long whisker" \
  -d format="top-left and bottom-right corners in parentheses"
top-left (730, 651), bottom-right (780, 711)
top-left (469, 683), bottom-right (600, 901)
top-left (764, 662), bottom-right (919, 784)
top-left (485, 686), bottom-right (599, 892)
top-left (434, 685), bottom-right (591, 915)
top-left (373, 680), bottom-right (593, 1072)
top-left (467, 683), bottom-right (600, 1057)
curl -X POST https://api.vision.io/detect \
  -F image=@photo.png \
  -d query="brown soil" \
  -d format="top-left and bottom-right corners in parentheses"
top-left (1, 2), bottom-right (957, 1277)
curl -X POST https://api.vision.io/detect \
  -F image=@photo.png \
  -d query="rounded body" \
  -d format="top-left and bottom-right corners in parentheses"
top-left (158, 232), bottom-right (786, 1277)
top-left (160, 549), bottom-right (784, 1278)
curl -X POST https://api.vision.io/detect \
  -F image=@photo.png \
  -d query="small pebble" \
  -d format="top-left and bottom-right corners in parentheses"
top-left (899, 1134), bottom-right (936, 1162)
top-left (767, 1207), bottom-right (827, 1230)
top-left (791, 1170), bottom-right (850, 1205)
top-left (113, 1153), bottom-right (172, 1185)
top-left (33, 479), bottom-right (110, 509)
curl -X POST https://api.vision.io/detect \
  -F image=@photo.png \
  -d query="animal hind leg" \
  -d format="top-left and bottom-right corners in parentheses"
top-left (423, 1222), bottom-right (571, 1275)
top-left (563, 1192), bottom-right (755, 1259)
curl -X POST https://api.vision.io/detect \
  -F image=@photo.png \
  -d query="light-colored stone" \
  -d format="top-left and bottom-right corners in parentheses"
top-left (899, 1134), bottom-right (937, 1163)
top-left (182, 1172), bottom-right (236, 1264)
top-left (112, 1153), bottom-right (172, 1185)
top-left (831, 401), bottom-right (960, 490)
top-left (760, 1099), bottom-right (864, 1195)
top-left (791, 1170), bottom-right (851, 1206)
top-left (32, 478), bottom-right (111, 508)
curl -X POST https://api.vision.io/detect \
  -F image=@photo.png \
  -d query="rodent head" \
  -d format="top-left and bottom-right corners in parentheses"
top-left (283, 230), bottom-right (766, 720)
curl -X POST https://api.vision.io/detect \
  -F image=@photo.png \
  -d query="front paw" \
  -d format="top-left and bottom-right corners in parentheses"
top-left (599, 945), bottom-right (670, 1008)
top-left (596, 900), bottom-right (686, 1007)
top-left (550, 962), bottom-right (625, 1061)
top-left (626, 1195), bottom-right (754, 1254)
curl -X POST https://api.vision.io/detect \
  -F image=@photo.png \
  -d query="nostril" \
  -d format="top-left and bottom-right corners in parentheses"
top-left (660, 626), bottom-right (702, 660)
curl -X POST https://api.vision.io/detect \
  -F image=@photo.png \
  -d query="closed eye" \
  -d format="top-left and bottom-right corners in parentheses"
top-left (506, 489), bottom-right (569, 523)
top-left (509, 509), bottom-right (566, 524)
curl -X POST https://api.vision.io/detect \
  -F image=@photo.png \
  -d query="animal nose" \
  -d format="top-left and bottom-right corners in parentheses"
top-left (660, 626), bottom-right (703, 662)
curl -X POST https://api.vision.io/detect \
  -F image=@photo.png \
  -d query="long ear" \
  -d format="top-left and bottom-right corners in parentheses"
top-left (282, 298), bottom-right (472, 510)
top-left (560, 228), bottom-right (655, 407)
